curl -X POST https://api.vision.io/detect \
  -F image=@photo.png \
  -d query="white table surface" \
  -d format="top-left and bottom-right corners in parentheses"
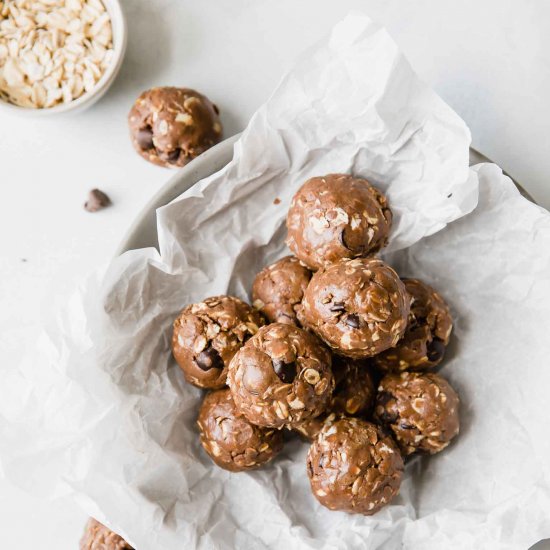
top-left (1, 1), bottom-right (549, 548)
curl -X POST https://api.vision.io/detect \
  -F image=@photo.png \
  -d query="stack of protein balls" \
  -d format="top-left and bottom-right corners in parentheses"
top-left (172, 174), bottom-right (460, 516)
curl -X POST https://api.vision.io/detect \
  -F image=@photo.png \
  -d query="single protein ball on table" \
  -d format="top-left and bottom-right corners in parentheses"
top-left (172, 296), bottom-right (265, 390)
top-left (80, 518), bottom-right (133, 550)
top-left (227, 323), bottom-right (334, 429)
top-left (293, 356), bottom-right (376, 440)
top-left (197, 389), bottom-right (284, 472)
top-left (374, 371), bottom-right (460, 456)
top-left (252, 255), bottom-right (312, 325)
top-left (128, 87), bottom-right (222, 168)
top-left (286, 174), bottom-right (392, 271)
top-left (374, 278), bottom-right (453, 373)
top-left (307, 417), bottom-right (403, 515)
top-left (300, 257), bottom-right (410, 358)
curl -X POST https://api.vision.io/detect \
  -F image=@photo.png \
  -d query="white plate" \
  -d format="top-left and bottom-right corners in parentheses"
top-left (117, 138), bottom-right (529, 255)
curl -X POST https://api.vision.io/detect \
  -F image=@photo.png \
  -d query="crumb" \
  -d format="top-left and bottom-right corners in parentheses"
top-left (447, 193), bottom-right (453, 198)
top-left (273, 197), bottom-right (281, 205)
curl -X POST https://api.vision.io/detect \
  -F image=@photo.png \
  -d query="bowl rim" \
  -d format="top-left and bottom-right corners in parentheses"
top-left (116, 138), bottom-right (532, 257)
top-left (0, 0), bottom-right (127, 117)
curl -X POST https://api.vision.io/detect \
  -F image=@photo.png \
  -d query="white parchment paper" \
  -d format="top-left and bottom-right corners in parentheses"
top-left (2, 13), bottom-right (550, 550)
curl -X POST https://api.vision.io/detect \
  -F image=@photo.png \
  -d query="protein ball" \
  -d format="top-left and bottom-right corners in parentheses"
top-left (307, 417), bottom-right (403, 515)
top-left (286, 174), bottom-right (392, 270)
top-left (128, 87), bottom-right (222, 168)
top-left (80, 518), bottom-right (133, 550)
top-left (301, 258), bottom-right (410, 358)
top-left (172, 295), bottom-right (265, 390)
top-left (197, 389), bottom-right (283, 472)
top-left (252, 255), bottom-right (312, 325)
top-left (374, 278), bottom-right (453, 373)
top-left (227, 323), bottom-right (334, 429)
top-left (374, 371), bottom-right (460, 456)
top-left (294, 356), bottom-right (376, 440)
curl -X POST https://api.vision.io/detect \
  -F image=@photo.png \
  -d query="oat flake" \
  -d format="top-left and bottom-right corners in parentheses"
top-left (0, 0), bottom-right (114, 108)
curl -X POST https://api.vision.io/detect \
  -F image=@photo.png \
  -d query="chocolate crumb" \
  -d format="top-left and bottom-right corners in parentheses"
top-left (84, 189), bottom-right (111, 213)
top-left (273, 197), bottom-right (281, 205)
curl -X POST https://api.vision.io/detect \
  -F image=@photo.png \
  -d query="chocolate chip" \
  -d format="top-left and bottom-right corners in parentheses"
top-left (427, 338), bottom-right (446, 363)
top-left (339, 229), bottom-right (351, 250)
top-left (136, 126), bottom-right (154, 150)
top-left (345, 314), bottom-right (361, 329)
top-left (399, 422), bottom-right (416, 430)
top-left (379, 410), bottom-right (399, 424)
top-left (330, 302), bottom-right (346, 312)
top-left (376, 392), bottom-right (400, 424)
top-left (272, 358), bottom-right (296, 383)
top-left (84, 188), bottom-right (111, 212)
top-left (196, 346), bottom-right (224, 371)
top-left (167, 148), bottom-right (181, 163)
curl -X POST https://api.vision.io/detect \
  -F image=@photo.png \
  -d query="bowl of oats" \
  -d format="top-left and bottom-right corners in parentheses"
top-left (0, 0), bottom-right (127, 115)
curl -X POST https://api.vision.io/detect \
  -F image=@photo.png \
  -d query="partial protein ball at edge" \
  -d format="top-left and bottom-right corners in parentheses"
top-left (80, 518), bottom-right (133, 550)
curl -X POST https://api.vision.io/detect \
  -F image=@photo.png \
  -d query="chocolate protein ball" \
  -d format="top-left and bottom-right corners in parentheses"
top-left (307, 417), bottom-right (403, 515)
top-left (172, 296), bottom-right (265, 390)
top-left (286, 174), bottom-right (392, 270)
top-left (197, 389), bottom-right (284, 472)
top-left (374, 371), bottom-right (460, 456)
top-left (294, 356), bottom-right (376, 440)
top-left (374, 278), bottom-right (453, 373)
top-left (252, 255), bottom-right (312, 325)
top-left (301, 258), bottom-right (410, 358)
top-left (80, 518), bottom-right (133, 550)
top-left (227, 323), bottom-right (334, 429)
top-left (128, 87), bottom-right (222, 168)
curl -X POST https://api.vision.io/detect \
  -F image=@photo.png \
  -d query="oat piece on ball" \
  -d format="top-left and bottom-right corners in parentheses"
top-left (197, 389), bottom-right (283, 472)
top-left (227, 323), bottom-right (334, 429)
top-left (172, 296), bottom-right (264, 390)
top-left (128, 87), bottom-right (222, 168)
top-left (374, 371), bottom-right (460, 456)
top-left (307, 417), bottom-right (403, 515)
top-left (286, 174), bottom-right (392, 270)
top-left (374, 278), bottom-right (453, 373)
top-left (293, 356), bottom-right (376, 440)
top-left (300, 258), bottom-right (410, 358)
top-left (252, 255), bottom-right (312, 325)
top-left (80, 518), bottom-right (132, 550)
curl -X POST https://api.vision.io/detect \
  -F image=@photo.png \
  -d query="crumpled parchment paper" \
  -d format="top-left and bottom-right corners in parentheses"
top-left (2, 12), bottom-right (550, 550)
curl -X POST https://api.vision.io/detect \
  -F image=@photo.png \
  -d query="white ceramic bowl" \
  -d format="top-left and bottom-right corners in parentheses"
top-left (0, 0), bottom-right (127, 117)
top-left (117, 140), bottom-right (529, 255)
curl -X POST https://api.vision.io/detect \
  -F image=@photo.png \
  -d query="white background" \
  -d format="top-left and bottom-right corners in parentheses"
top-left (1, 0), bottom-right (549, 548)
